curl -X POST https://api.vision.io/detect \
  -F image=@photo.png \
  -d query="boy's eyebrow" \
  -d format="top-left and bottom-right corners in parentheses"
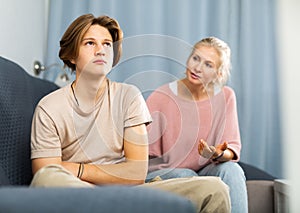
top-left (82, 37), bottom-right (113, 42)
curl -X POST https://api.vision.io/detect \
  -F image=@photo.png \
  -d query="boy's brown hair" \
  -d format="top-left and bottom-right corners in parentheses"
top-left (59, 14), bottom-right (123, 71)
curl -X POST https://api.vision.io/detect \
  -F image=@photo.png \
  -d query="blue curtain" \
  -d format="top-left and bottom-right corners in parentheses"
top-left (44, 0), bottom-right (282, 178)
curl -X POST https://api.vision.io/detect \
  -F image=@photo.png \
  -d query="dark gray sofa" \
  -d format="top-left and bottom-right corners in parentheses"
top-left (0, 56), bottom-right (196, 213)
top-left (0, 56), bottom-right (277, 213)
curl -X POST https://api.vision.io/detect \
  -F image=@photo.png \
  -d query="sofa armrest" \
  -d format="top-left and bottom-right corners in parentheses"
top-left (274, 179), bottom-right (289, 213)
top-left (246, 180), bottom-right (274, 213)
top-left (0, 186), bottom-right (196, 213)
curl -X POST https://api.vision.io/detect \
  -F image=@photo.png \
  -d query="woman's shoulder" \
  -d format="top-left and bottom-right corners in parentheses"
top-left (146, 82), bottom-right (176, 109)
top-left (222, 86), bottom-right (236, 96)
top-left (221, 86), bottom-right (237, 103)
top-left (148, 82), bottom-right (174, 98)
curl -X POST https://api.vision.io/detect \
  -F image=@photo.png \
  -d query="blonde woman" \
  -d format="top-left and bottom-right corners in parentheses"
top-left (147, 37), bottom-right (247, 213)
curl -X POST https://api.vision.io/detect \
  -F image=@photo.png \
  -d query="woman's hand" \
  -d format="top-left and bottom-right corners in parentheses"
top-left (198, 139), bottom-right (228, 159)
top-left (198, 139), bottom-right (216, 159)
top-left (214, 141), bottom-right (228, 158)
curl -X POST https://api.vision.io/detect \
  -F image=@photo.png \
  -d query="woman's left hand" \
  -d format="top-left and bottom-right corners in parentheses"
top-left (213, 141), bottom-right (228, 158)
top-left (198, 140), bottom-right (228, 159)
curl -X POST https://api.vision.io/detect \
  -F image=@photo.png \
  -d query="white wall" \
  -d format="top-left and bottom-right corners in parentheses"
top-left (277, 0), bottom-right (300, 211)
top-left (0, 0), bottom-right (48, 75)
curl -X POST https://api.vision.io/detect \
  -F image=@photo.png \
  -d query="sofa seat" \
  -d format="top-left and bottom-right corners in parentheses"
top-left (0, 186), bottom-right (196, 213)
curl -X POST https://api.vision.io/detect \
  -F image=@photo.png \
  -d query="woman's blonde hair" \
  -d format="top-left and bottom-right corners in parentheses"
top-left (191, 37), bottom-right (231, 86)
top-left (59, 14), bottom-right (123, 71)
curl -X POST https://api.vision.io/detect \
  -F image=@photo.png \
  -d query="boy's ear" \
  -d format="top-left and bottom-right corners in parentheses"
top-left (70, 58), bottom-right (75, 64)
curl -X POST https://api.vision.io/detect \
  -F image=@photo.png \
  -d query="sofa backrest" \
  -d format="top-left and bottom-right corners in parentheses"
top-left (0, 57), bottom-right (59, 185)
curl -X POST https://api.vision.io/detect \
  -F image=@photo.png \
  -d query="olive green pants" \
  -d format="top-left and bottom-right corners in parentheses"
top-left (31, 164), bottom-right (231, 213)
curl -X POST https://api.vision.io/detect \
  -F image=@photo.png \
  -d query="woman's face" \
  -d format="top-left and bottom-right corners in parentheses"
top-left (186, 45), bottom-right (221, 87)
top-left (71, 24), bottom-right (114, 77)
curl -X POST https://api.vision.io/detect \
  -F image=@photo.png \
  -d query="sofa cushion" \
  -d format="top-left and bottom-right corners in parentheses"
top-left (0, 57), bottom-right (58, 185)
top-left (238, 162), bottom-right (276, 180)
top-left (0, 186), bottom-right (196, 213)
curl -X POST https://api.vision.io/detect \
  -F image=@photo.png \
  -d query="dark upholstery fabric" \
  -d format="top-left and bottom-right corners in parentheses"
top-left (238, 162), bottom-right (276, 181)
top-left (0, 166), bottom-right (10, 185)
top-left (0, 186), bottom-right (196, 213)
top-left (0, 56), bottom-right (58, 185)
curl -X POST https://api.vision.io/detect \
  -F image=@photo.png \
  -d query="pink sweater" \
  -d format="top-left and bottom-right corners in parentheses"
top-left (146, 82), bottom-right (241, 172)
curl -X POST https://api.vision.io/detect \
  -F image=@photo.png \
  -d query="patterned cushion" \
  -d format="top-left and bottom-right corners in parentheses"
top-left (0, 57), bottom-right (58, 185)
top-left (0, 166), bottom-right (10, 185)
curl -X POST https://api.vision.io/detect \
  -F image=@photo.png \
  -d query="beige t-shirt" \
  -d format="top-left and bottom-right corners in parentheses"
top-left (31, 79), bottom-right (152, 165)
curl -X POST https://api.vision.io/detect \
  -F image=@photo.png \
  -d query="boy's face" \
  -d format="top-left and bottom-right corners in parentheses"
top-left (71, 24), bottom-right (114, 77)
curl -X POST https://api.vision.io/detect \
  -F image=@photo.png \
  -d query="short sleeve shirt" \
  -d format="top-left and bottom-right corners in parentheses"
top-left (31, 79), bottom-right (152, 165)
